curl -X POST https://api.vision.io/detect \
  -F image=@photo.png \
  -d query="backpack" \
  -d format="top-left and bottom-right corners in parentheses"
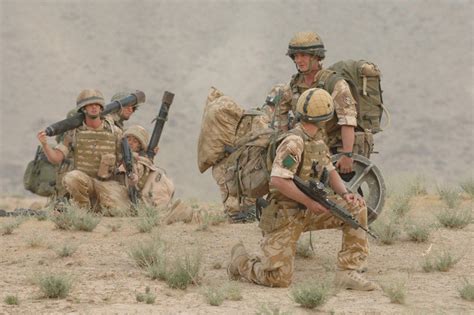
top-left (197, 87), bottom-right (268, 173)
top-left (23, 146), bottom-right (58, 197)
top-left (322, 59), bottom-right (387, 134)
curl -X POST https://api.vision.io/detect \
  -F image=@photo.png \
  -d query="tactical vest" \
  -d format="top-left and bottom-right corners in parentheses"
top-left (73, 123), bottom-right (117, 178)
top-left (269, 126), bottom-right (331, 208)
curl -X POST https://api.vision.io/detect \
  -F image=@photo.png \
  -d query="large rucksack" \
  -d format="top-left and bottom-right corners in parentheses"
top-left (197, 87), bottom-right (268, 173)
top-left (23, 146), bottom-right (58, 197)
top-left (321, 59), bottom-right (387, 134)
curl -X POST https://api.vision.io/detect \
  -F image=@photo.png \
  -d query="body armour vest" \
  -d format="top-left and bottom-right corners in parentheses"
top-left (73, 123), bottom-right (117, 178)
top-left (269, 126), bottom-right (331, 208)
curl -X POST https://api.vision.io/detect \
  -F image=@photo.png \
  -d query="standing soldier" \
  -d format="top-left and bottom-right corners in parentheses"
top-left (37, 89), bottom-right (131, 212)
top-left (227, 88), bottom-right (377, 291)
top-left (286, 31), bottom-right (358, 173)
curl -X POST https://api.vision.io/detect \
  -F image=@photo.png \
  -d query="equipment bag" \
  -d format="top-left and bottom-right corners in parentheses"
top-left (23, 146), bottom-right (57, 197)
top-left (326, 59), bottom-right (387, 133)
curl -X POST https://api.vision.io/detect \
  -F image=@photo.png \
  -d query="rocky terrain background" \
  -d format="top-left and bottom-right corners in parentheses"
top-left (1, 0), bottom-right (472, 201)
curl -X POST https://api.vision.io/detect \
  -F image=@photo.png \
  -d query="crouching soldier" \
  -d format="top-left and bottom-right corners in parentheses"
top-left (227, 88), bottom-right (377, 291)
top-left (122, 125), bottom-right (175, 208)
top-left (37, 89), bottom-right (131, 213)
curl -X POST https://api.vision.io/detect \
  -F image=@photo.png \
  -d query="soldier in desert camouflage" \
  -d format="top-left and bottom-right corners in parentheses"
top-left (228, 88), bottom-right (377, 291)
top-left (37, 89), bottom-right (131, 213)
top-left (107, 91), bottom-right (142, 130)
top-left (286, 31), bottom-right (360, 173)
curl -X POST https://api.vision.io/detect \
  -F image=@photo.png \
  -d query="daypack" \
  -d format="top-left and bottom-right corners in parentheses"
top-left (23, 146), bottom-right (57, 197)
top-left (197, 87), bottom-right (268, 173)
top-left (322, 59), bottom-right (387, 134)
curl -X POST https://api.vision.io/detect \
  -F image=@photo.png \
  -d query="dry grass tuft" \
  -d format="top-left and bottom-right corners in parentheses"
top-left (49, 202), bottom-right (100, 232)
top-left (37, 273), bottom-right (72, 299)
top-left (290, 280), bottom-right (330, 309)
top-left (4, 295), bottom-right (19, 305)
top-left (460, 178), bottom-right (474, 198)
top-left (165, 251), bottom-right (202, 289)
top-left (202, 286), bottom-right (225, 306)
top-left (405, 221), bottom-right (432, 243)
top-left (128, 236), bottom-right (166, 268)
top-left (437, 208), bottom-right (472, 229)
top-left (135, 203), bottom-right (160, 233)
top-left (1, 217), bottom-right (26, 235)
top-left (458, 278), bottom-right (474, 301)
top-left (371, 217), bottom-right (401, 245)
top-left (421, 250), bottom-right (461, 272)
top-left (437, 185), bottom-right (462, 209)
top-left (135, 286), bottom-right (156, 304)
top-left (382, 280), bottom-right (407, 304)
top-left (55, 243), bottom-right (78, 258)
top-left (296, 237), bottom-right (314, 258)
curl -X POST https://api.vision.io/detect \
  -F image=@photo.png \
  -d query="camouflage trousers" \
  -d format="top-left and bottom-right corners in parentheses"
top-left (62, 170), bottom-right (131, 212)
top-left (234, 195), bottom-right (369, 287)
top-left (211, 159), bottom-right (255, 215)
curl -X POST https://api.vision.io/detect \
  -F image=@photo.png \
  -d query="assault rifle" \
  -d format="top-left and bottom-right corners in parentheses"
top-left (293, 175), bottom-right (377, 239)
top-left (44, 90), bottom-right (146, 136)
top-left (146, 91), bottom-right (175, 160)
top-left (121, 138), bottom-right (139, 205)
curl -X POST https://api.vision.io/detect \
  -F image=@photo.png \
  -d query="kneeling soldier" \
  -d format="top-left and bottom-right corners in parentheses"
top-left (227, 88), bottom-right (377, 291)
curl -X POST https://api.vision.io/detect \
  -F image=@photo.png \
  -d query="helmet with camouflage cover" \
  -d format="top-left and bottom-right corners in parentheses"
top-left (111, 90), bottom-right (141, 111)
top-left (295, 88), bottom-right (334, 123)
top-left (287, 31), bottom-right (326, 60)
top-left (124, 125), bottom-right (149, 150)
top-left (76, 89), bottom-right (105, 112)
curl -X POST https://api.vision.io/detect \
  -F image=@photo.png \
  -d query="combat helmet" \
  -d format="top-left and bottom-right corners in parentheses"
top-left (287, 31), bottom-right (326, 60)
top-left (124, 125), bottom-right (150, 151)
top-left (76, 89), bottom-right (105, 112)
top-left (295, 88), bottom-right (334, 123)
top-left (111, 90), bottom-right (141, 111)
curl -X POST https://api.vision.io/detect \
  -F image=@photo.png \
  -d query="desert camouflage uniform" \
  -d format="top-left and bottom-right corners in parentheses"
top-left (289, 72), bottom-right (358, 150)
top-left (231, 124), bottom-right (369, 287)
top-left (55, 121), bottom-right (130, 212)
top-left (133, 153), bottom-right (175, 209)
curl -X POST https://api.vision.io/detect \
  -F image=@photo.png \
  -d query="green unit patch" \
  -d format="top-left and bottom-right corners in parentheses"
top-left (282, 154), bottom-right (297, 169)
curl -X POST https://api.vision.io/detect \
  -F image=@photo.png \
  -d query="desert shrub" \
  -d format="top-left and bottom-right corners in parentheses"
top-left (391, 193), bottom-right (412, 218)
top-left (55, 243), bottom-right (78, 258)
top-left (436, 208), bottom-right (472, 229)
top-left (382, 280), bottom-right (407, 304)
top-left (135, 204), bottom-right (160, 233)
top-left (202, 286), bottom-right (225, 306)
top-left (371, 219), bottom-right (401, 245)
top-left (256, 304), bottom-right (291, 315)
top-left (37, 273), bottom-right (72, 299)
top-left (166, 252), bottom-right (202, 289)
top-left (406, 174), bottom-right (428, 196)
top-left (4, 295), bottom-right (19, 305)
top-left (1, 217), bottom-right (26, 235)
top-left (223, 282), bottom-right (243, 301)
top-left (405, 221), bottom-right (432, 243)
top-left (290, 281), bottom-right (330, 309)
top-left (437, 185), bottom-right (462, 209)
top-left (26, 235), bottom-right (47, 248)
top-left (128, 236), bottom-right (166, 268)
top-left (49, 203), bottom-right (100, 231)
top-left (296, 238), bottom-right (314, 258)
top-left (136, 286), bottom-right (156, 304)
top-left (458, 278), bottom-right (474, 301)
top-left (460, 179), bottom-right (474, 198)
top-left (146, 259), bottom-right (168, 281)
top-left (422, 251), bottom-right (460, 272)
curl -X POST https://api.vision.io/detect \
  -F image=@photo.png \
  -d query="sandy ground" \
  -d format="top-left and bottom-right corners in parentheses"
top-left (0, 195), bottom-right (473, 314)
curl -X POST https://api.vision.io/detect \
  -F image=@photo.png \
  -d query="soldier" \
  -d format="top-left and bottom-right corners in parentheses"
top-left (286, 31), bottom-right (358, 173)
top-left (227, 88), bottom-right (377, 291)
top-left (107, 91), bottom-right (141, 130)
top-left (122, 125), bottom-right (175, 208)
top-left (37, 89), bottom-right (131, 213)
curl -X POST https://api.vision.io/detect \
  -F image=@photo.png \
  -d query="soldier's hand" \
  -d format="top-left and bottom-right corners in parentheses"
top-left (154, 146), bottom-right (160, 155)
top-left (336, 155), bottom-right (353, 173)
top-left (344, 193), bottom-right (366, 207)
top-left (307, 200), bottom-right (329, 215)
top-left (37, 130), bottom-right (48, 146)
top-left (128, 173), bottom-right (139, 186)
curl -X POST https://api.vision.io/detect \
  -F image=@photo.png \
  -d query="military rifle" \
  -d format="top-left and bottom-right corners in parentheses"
top-left (293, 175), bottom-right (377, 239)
top-left (146, 91), bottom-right (175, 160)
top-left (121, 138), bottom-right (139, 205)
top-left (44, 90), bottom-right (146, 136)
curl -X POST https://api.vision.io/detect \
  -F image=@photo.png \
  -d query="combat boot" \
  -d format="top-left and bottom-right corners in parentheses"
top-left (335, 269), bottom-right (377, 291)
top-left (227, 242), bottom-right (248, 280)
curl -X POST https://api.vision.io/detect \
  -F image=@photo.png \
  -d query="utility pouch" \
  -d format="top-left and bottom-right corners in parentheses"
top-left (258, 200), bottom-right (294, 234)
top-left (97, 153), bottom-right (116, 180)
top-left (353, 131), bottom-right (374, 158)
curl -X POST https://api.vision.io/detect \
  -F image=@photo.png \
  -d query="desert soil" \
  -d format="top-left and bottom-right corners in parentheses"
top-left (0, 195), bottom-right (473, 314)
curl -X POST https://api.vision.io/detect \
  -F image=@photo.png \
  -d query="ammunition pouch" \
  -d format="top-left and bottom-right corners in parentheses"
top-left (258, 199), bottom-right (301, 234)
top-left (353, 131), bottom-right (374, 158)
top-left (97, 153), bottom-right (116, 180)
